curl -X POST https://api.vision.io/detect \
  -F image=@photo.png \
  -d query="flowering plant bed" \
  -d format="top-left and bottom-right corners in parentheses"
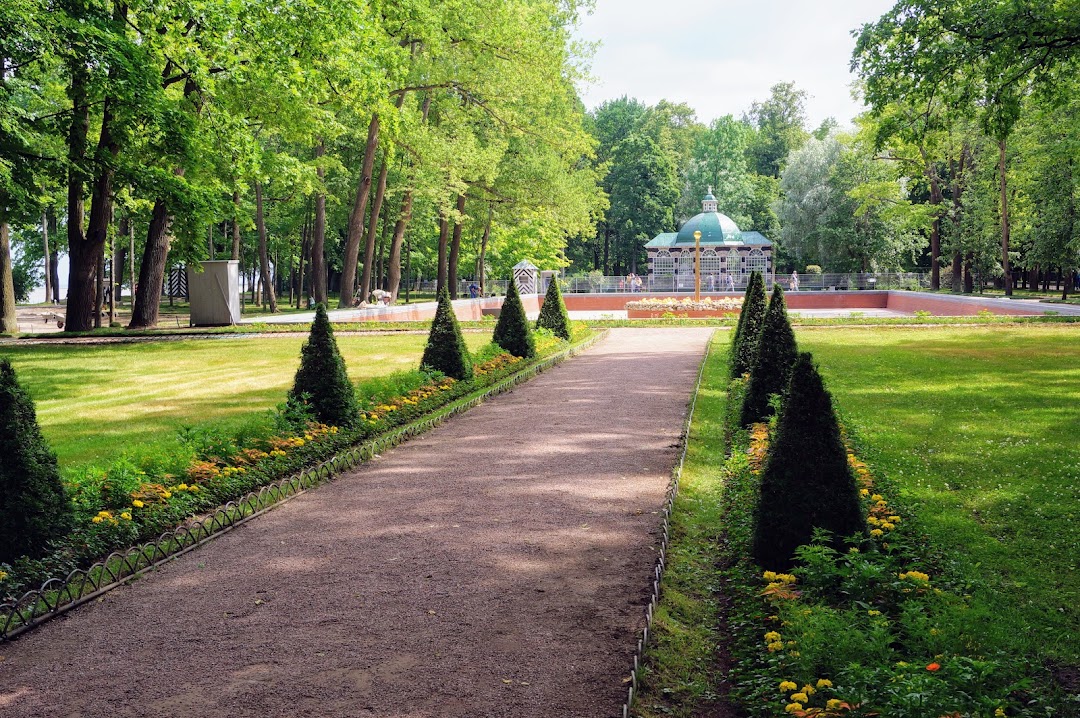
top-left (625, 296), bottom-right (742, 318)
top-left (0, 327), bottom-right (597, 629)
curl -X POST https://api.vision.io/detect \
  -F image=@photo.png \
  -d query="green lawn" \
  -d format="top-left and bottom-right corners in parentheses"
top-left (798, 325), bottom-right (1080, 665)
top-left (1, 334), bottom-right (489, 471)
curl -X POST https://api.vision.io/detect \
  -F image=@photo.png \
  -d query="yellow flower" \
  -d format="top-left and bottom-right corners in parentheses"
top-left (827, 699), bottom-right (843, 710)
top-left (784, 703), bottom-right (803, 713)
top-left (763, 570), bottom-right (778, 581)
top-left (859, 488), bottom-right (870, 496)
top-left (778, 681), bottom-right (798, 692)
top-left (888, 515), bottom-right (901, 522)
top-left (190, 485), bottom-right (199, 491)
top-left (132, 499), bottom-right (144, 508)
top-left (867, 516), bottom-right (880, 525)
top-left (776, 573), bottom-right (797, 584)
top-left (791, 692), bottom-right (808, 703)
top-left (816, 678), bottom-right (833, 689)
top-left (801, 684), bottom-right (816, 695)
top-left (97, 510), bottom-right (111, 517)
top-left (881, 522), bottom-right (896, 531)
top-left (899, 570), bottom-right (930, 582)
top-left (767, 641), bottom-right (784, 653)
top-left (0, 570), bottom-right (7, 581)
top-left (120, 512), bottom-right (132, 521)
top-left (867, 610), bottom-right (881, 616)
top-left (177, 483), bottom-right (189, 490)
top-left (162, 491), bottom-right (172, 499)
top-left (870, 528), bottom-right (884, 537)
top-left (764, 631), bottom-right (782, 643)
top-left (294, 438), bottom-right (305, 446)
top-left (995, 709), bottom-right (1006, 718)
top-left (871, 494), bottom-right (884, 502)
top-left (92, 516), bottom-right (104, 523)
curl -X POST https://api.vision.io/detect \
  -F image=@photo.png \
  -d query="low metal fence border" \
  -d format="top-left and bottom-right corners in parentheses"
top-left (0, 329), bottom-right (609, 643)
top-left (621, 330), bottom-right (715, 717)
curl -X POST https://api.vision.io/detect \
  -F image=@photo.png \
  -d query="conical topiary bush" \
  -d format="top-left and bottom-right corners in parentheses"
top-left (535, 277), bottom-right (571, 340)
top-left (421, 288), bottom-right (473, 380)
top-left (741, 284), bottom-right (798, 426)
top-left (0, 358), bottom-right (72, 563)
top-left (493, 277), bottom-right (535, 358)
top-left (288, 304), bottom-right (360, 427)
top-left (730, 271), bottom-right (767, 378)
top-left (752, 352), bottom-right (865, 570)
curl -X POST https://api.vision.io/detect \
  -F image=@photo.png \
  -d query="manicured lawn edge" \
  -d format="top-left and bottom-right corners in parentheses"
top-left (0, 329), bottom-right (608, 642)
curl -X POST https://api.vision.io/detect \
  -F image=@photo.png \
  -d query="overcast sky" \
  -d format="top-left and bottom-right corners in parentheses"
top-left (574, 0), bottom-right (897, 130)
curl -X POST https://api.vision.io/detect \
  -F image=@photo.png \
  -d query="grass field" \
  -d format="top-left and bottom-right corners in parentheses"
top-left (799, 325), bottom-right (1080, 667)
top-left (0, 334), bottom-right (489, 471)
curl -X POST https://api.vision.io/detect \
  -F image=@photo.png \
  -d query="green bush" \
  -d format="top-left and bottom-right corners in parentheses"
top-left (0, 358), bottom-right (72, 563)
top-left (741, 284), bottom-right (798, 426)
top-left (751, 352), bottom-right (864, 570)
top-left (535, 278), bottom-right (571, 340)
top-left (420, 288), bottom-right (473, 380)
top-left (492, 278), bottom-right (535, 358)
top-left (288, 304), bottom-right (361, 427)
top-left (730, 271), bottom-right (767, 378)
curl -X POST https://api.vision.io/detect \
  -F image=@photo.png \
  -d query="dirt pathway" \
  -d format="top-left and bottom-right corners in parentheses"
top-left (0, 328), bottom-right (713, 718)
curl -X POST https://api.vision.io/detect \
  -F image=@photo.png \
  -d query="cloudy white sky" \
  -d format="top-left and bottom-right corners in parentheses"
top-left (575, 0), bottom-right (897, 129)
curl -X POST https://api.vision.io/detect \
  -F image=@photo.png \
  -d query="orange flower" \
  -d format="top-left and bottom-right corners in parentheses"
top-left (926, 662), bottom-right (941, 672)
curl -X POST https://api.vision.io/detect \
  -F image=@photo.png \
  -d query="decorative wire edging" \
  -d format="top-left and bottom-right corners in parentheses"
top-left (621, 331), bottom-right (715, 718)
top-left (0, 329), bottom-right (609, 643)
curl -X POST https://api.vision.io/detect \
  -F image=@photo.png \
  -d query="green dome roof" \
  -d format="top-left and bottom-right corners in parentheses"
top-left (675, 211), bottom-right (741, 244)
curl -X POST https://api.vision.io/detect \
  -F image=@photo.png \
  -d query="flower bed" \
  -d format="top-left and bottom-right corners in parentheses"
top-left (625, 296), bottom-right (742, 318)
top-left (719, 402), bottom-right (1033, 718)
top-left (0, 328), bottom-right (589, 607)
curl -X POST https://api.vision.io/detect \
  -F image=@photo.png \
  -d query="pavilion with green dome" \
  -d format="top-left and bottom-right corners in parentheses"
top-left (644, 189), bottom-right (772, 289)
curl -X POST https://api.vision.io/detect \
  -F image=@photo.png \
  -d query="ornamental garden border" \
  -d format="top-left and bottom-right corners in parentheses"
top-left (0, 329), bottom-right (608, 642)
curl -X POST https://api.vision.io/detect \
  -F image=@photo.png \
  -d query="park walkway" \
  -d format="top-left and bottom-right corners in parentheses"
top-left (0, 328), bottom-right (714, 718)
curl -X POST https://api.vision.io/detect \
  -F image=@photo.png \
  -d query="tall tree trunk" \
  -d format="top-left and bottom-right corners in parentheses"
top-left (129, 167), bottom-right (183, 329)
top-left (436, 212), bottom-right (450, 294)
top-left (602, 225), bottom-right (610, 275)
top-left (231, 190), bottom-right (242, 260)
top-left (951, 251), bottom-right (962, 292)
top-left (478, 203), bottom-right (492, 295)
top-left (928, 179), bottom-right (942, 290)
top-left (64, 54), bottom-right (90, 328)
top-left (50, 250), bottom-right (60, 303)
top-left (448, 193), bottom-right (466, 299)
top-left (998, 138), bottom-right (1012, 297)
top-left (254, 182), bottom-right (277, 313)
top-left (360, 156), bottom-right (389, 303)
top-left (127, 217), bottom-right (134, 306)
top-left (0, 221), bottom-right (16, 333)
top-left (312, 141), bottom-right (328, 306)
top-left (339, 114), bottom-right (380, 307)
top-left (129, 197), bottom-right (171, 328)
top-left (964, 252), bottom-right (974, 293)
top-left (41, 211), bottom-right (52, 304)
top-left (387, 190), bottom-right (415, 301)
top-left (94, 238), bottom-right (105, 328)
top-left (298, 210), bottom-right (309, 308)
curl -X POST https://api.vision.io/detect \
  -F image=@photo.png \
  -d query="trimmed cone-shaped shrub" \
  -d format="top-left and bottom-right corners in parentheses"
top-left (730, 271), bottom-right (767, 378)
top-left (741, 284), bottom-right (798, 426)
top-left (752, 353), bottom-right (865, 570)
top-left (421, 288), bottom-right (473, 380)
top-left (535, 278), bottom-right (571, 340)
top-left (289, 304), bottom-right (361, 427)
top-left (493, 277), bottom-right (535, 358)
top-left (0, 358), bottom-right (72, 563)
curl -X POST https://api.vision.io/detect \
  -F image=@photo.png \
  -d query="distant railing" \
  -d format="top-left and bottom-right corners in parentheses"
top-left (551, 272), bottom-right (930, 294)
top-left (403, 273), bottom-right (930, 297)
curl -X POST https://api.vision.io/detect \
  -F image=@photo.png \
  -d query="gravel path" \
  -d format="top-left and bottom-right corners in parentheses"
top-left (0, 328), bottom-right (713, 718)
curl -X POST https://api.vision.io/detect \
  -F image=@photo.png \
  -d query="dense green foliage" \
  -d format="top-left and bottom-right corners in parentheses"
top-left (420, 289), bottom-right (473, 380)
top-left (740, 285), bottom-right (797, 425)
top-left (751, 353), bottom-right (863, 570)
top-left (535, 279), bottom-right (571, 340)
top-left (492, 279), bottom-right (535, 358)
top-left (0, 358), bottom-right (71, 563)
top-left (288, 305), bottom-right (360, 427)
top-left (729, 271), bottom-right (766, 378)
top-left (0, 0), bottom-right (603, 328)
